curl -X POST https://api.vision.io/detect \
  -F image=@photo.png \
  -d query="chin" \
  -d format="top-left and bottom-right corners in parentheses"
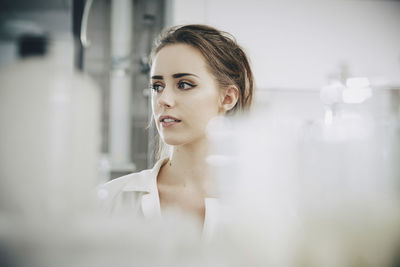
top-left (163, 138), bottom-right (183, 146)
top-left (162, 133), bottom-right (205, 147)
top-left (161, 134), bottom-right (187, 146)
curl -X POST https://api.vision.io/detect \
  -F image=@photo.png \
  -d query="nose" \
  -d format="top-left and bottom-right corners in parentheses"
top-left (157, 85), bottom-right (175, 108)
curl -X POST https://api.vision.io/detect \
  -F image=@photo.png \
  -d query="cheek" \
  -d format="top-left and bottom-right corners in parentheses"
top-left (186, 92), bottom-right (221, 127)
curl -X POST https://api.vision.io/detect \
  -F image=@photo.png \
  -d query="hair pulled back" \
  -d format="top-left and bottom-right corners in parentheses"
top-left (150, 24), bottom-right (254, 114)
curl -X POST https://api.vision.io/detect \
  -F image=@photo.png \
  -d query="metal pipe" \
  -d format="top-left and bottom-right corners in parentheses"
top-left (80, 0), bottom-right (94, 48)
top-left (109, 0), bottom-right (135, 172)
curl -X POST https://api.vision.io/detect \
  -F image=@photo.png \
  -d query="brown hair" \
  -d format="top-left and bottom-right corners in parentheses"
top-left (150, 24), bottom-right (254, 159)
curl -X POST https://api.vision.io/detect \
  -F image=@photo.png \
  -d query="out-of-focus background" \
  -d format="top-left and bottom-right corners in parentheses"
top-left (1, 1), bottom-right (400, 267)
top-left (1, 0), bottom-right (399, 179)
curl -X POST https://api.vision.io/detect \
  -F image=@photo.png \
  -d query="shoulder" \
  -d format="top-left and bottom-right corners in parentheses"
top-left (101, 157), bottom-right (169, 194)
top-left (99, 169), bottom-right (153, 196)
top-left (96, 169), bottom-right (153, 216)
top-left (96, 158), bottom-right (169, 215)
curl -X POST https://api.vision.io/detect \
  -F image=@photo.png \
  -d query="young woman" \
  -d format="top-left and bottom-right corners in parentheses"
top-left (99, 24), bottom-right (254, 234)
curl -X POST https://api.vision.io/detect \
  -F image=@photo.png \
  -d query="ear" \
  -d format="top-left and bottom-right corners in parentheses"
top-left (220, 86), bottom-right (239, 113)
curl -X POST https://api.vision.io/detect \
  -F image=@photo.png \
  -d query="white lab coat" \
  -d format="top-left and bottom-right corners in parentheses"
top-left (97, 158), bottom-right (219, 240)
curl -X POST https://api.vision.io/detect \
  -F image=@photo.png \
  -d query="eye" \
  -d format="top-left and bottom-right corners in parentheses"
top-left (177, 81), bottom-right (196, 90)
top-left (150, 83), bottom-right (164, 92)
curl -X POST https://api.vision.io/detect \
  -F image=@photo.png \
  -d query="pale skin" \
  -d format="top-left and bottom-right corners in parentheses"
top-left (150, 44), bottom-right (239, 223)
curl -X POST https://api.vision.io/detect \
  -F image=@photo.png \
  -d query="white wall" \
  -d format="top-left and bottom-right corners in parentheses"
top-left (165, 0), bottom-right (400, 90)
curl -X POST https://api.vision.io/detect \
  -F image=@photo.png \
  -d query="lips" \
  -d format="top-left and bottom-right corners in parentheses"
top-left (159, 115), bottom-right (181, 127)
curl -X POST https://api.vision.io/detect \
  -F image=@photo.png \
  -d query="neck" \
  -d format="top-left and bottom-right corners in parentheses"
top-left (163, 137), bottom-right (212, 188)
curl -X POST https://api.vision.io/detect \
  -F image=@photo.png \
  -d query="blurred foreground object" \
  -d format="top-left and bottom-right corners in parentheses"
top-left (0, 35), bottom-right (101, 217)
top-left (0, 35), bottom-right (102, 266)
top-left (1, 42), bottom-right (399, 266)
top-left (207, 82), bottom-right (400, 267)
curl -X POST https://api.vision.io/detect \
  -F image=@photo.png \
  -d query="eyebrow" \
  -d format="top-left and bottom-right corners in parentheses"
top-left (151, 73), bottom-right (198, 80)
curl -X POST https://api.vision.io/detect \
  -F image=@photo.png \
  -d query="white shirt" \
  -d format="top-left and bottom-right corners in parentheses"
top-left (97, 158), bottom-right (219, 240)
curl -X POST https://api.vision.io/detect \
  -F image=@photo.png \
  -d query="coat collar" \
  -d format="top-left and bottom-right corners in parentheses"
top-left (121, 157), bottom-right (169, 193)
top-left (118, 157), bottom-right (221, 235)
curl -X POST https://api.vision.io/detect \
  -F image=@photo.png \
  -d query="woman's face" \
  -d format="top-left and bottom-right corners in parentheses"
top-left (150, 44), bottom-right (223, 146)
